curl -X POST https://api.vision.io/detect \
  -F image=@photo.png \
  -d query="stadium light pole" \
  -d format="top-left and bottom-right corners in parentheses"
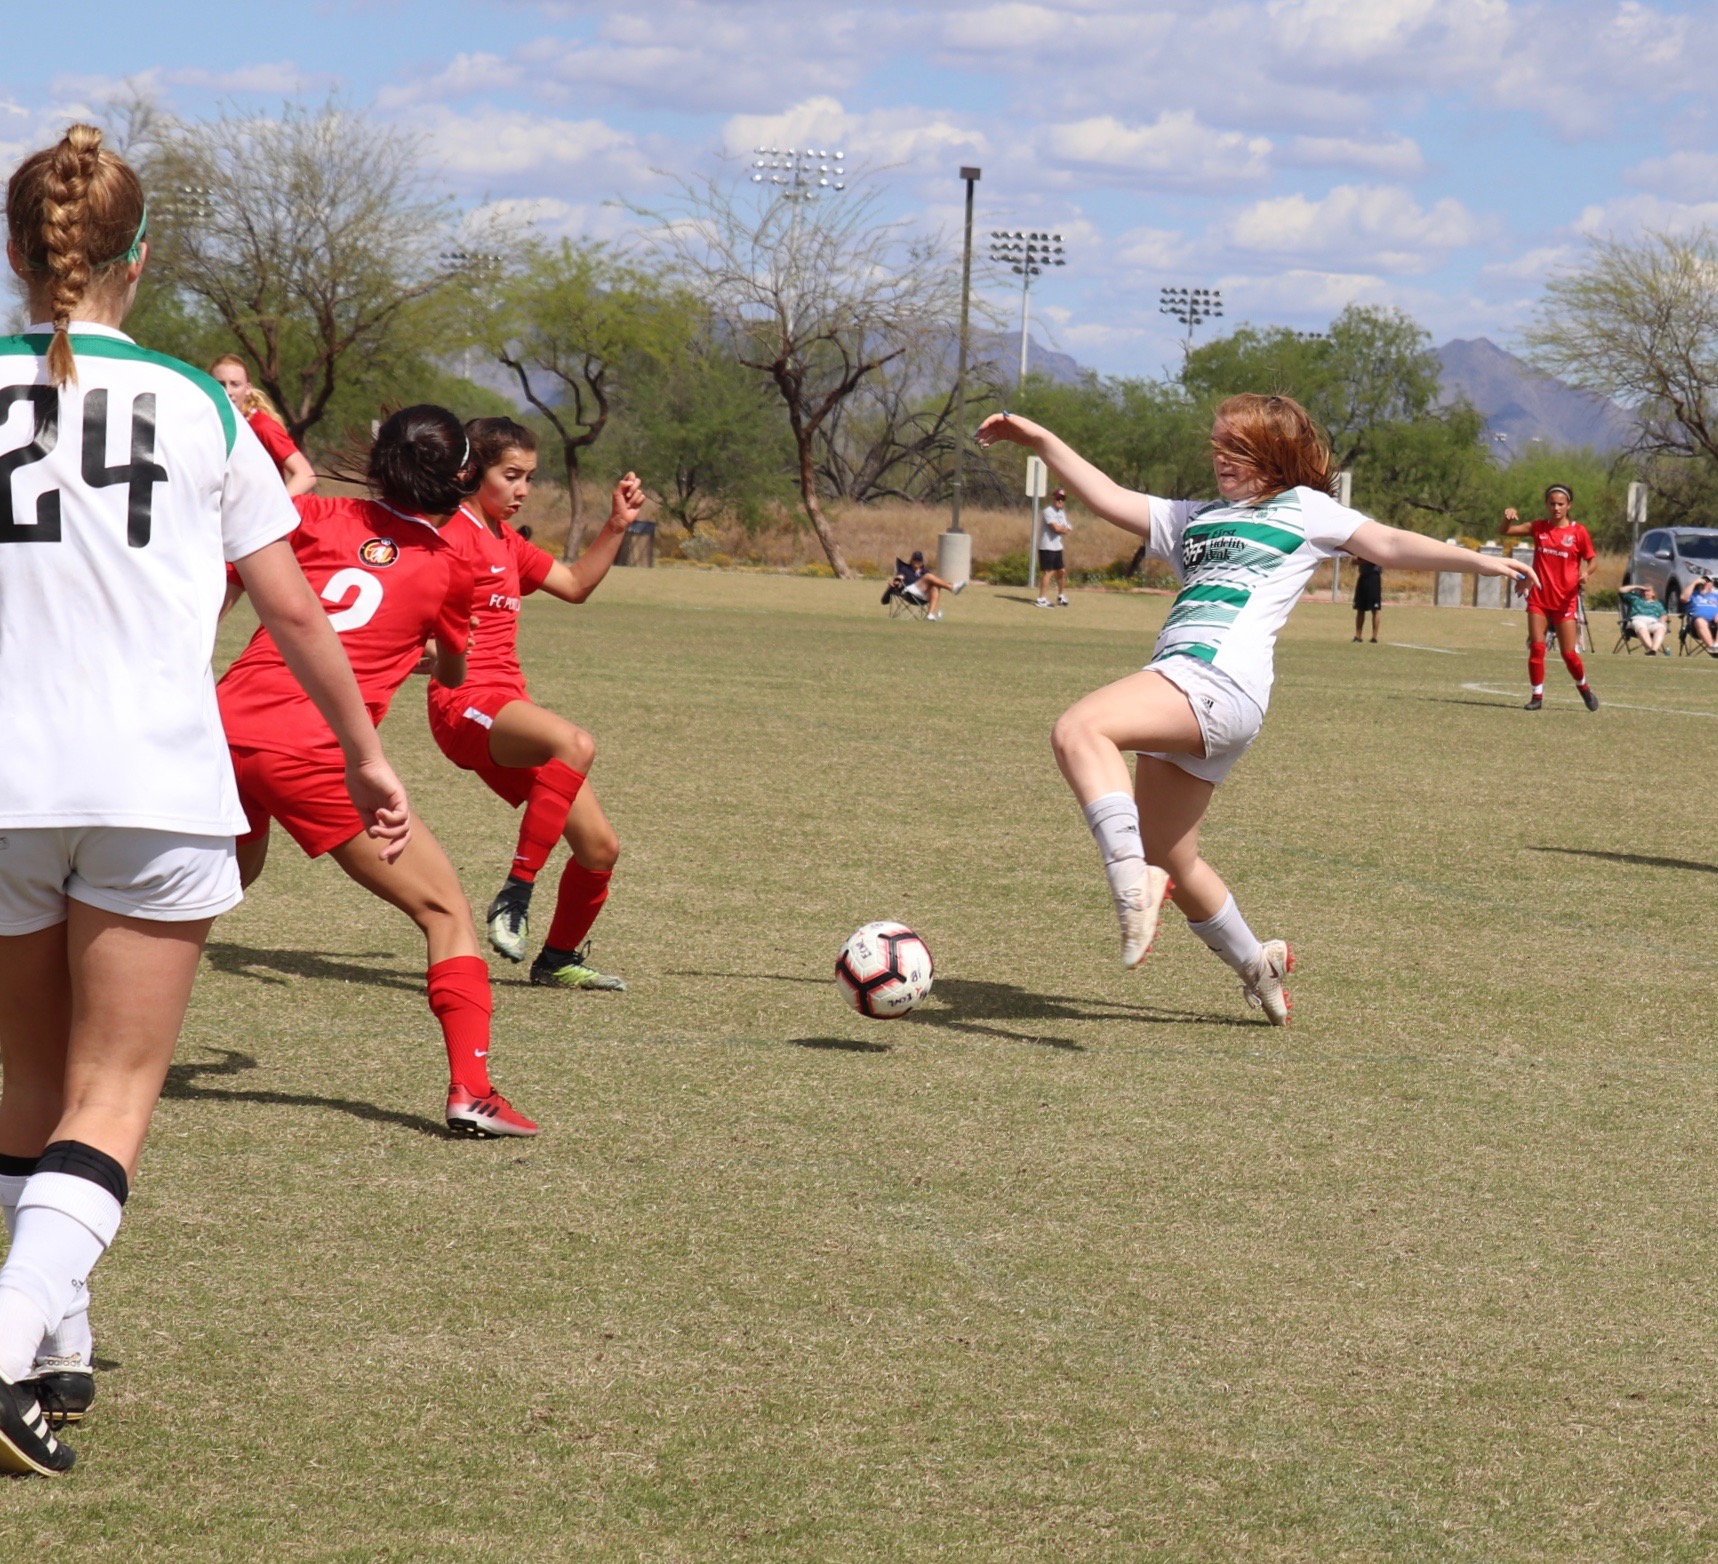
top-left (988, 230), bottom-right (1066, 389)
top-left (1160, 285), bottom-right (1223, 354)
top-left (943, 165), bottom-right (981, 587)
top-left (750, 145), bottom-right (848, 330)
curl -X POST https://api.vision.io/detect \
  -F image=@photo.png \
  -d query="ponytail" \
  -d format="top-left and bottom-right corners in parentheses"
top-left (368, 405), bottom-right (478, 515)
top-left (7, 124), bottom-right (148, 387)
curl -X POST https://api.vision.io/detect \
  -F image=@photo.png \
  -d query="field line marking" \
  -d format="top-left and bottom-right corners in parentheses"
top-left (1461, 681), bottom-right (1718, 719)
top-left (1387, 642), bottom-right (1463, 654)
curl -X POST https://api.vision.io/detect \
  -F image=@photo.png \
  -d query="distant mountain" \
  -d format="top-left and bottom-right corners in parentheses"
top-left (967, 329), bottom-right (1087, 387)
top-left (1434, 337), bottom-right (1634, 459)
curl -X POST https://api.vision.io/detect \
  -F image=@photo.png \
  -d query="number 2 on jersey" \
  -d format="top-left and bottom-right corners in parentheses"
top-left (322, 567), bottom-right (384, 631)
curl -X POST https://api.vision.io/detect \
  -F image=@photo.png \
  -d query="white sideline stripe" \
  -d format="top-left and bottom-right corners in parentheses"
top-left (1388, 642), bottom-right (1462, 655)
top-left (1460, 681), bottom-right (1718, 719)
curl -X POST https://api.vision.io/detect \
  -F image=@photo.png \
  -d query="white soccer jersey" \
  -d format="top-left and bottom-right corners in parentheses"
top-left (0, 323), bottom-right (298, 833)
top-left (1144, 485), bottom-right (1364, 711)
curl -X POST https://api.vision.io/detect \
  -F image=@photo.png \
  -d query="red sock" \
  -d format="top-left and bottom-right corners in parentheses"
top-left (511, 760), bottom-right (585, 884)
top-left (427, 955), bottom-right (493, 1095)
top-left (547, 865), bottom-right (611, 953)
top-left (1562, 647), bottom-right (1586, 687)
top-left (1527, 640), bottom-right (1546, 688)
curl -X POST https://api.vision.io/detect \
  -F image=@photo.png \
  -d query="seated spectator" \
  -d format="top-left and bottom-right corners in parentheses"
top-left (890, 550), bottom-right (965, 621)
top-left (1689, 577), bottom-right (1718, 655)
top-left (1621, 583), bottom-right (1666, 654)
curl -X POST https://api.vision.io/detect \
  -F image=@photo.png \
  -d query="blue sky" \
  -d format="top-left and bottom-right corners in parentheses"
top-left (7, 0), bottom-right (1718, 377)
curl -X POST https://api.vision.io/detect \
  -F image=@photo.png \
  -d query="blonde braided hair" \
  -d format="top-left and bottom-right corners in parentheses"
top-left (7, 124), bottom-right (147, 387)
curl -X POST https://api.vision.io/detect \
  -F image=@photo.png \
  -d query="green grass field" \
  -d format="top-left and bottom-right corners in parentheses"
top-left (6, 570), bottom-right (1718, 1559)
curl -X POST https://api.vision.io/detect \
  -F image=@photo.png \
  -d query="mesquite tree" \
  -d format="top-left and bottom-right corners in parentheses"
top-left (143, 101), bottom-right (456, 443)
top-left (639, 173), bottom-right (960, 578)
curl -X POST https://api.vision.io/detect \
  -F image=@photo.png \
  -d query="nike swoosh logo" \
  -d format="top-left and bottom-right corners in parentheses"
top-left (489, 565), bottom-right (506, 573)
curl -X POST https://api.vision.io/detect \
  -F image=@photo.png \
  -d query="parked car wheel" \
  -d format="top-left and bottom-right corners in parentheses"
top-left (1666, 582), bottom-right (1682, 615)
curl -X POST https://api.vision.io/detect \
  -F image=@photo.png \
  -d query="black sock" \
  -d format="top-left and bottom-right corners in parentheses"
top-left (499, 874), bottom-right (535, 908)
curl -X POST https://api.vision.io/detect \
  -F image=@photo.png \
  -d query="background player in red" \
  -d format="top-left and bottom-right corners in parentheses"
top-left (1502, 485), bottom-right (1598, 712)
top-left (209, 354), bottom-right (317, 497)
top-left (220, 405), bottom-right (538, 1138)
top-left (428, 418), bottom-right (643, 992)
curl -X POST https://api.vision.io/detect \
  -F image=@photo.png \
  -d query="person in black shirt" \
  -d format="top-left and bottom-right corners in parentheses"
top-left (1352, 557), bottom-right (1383, 642)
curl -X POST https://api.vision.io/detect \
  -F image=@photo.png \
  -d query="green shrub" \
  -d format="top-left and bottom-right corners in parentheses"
top-left (977, 549), bottom-right (1030, 586)
top-left (1588, 586), bottom-right (1619, 611)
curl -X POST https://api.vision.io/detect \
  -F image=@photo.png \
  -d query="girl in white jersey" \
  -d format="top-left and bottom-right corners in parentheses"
top-left (978, 395), bottom-right (1535, 1022)
top-left (0, 126), bottom-right (408, 1476)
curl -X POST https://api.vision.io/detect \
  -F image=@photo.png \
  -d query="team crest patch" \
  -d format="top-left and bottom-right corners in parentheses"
top-left (359, 537), bottom-right (399, 567)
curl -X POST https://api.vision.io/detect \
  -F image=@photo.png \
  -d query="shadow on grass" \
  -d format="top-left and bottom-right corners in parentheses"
top-left (677, 971), bottom-right (1258, 1049)
top-left (792, 1036), bottom-right (892, 1054)
top-left (1530, 845), bottom-right (1718, 876)
top-left (204, 942), bottom-right (421, 993)
top-left (164, 1048), bottom-right (452, 1139)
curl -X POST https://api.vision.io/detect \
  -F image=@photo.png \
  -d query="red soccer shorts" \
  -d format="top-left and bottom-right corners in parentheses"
top-left (1526, 588), bottom-right (1581, 625)
top-left (231, 745), bottom-right (366, 859)
top-left (427, 685), bottom-right (539, 810)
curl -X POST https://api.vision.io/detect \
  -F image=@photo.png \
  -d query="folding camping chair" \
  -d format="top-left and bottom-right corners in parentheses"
top-left (881, 558), bottom-right (930, 620)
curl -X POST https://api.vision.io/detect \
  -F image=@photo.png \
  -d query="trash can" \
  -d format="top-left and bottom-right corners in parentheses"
top-left (616, 519), bottom-right (655, 568)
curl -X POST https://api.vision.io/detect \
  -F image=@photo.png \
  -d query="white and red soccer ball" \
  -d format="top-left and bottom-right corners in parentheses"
top-left (835, 921), bottom-right (934, 1019)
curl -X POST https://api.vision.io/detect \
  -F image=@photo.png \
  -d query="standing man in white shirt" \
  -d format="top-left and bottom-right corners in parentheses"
top-left (1036, 487), bottom-right (1072, 608)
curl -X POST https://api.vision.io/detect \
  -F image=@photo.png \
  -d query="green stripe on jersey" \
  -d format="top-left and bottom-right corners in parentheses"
top-left (1173, 582), bottom-right (1251, 608)
top-left (1183, 517), bottom-right (1306, 555)
top-left (1164, 643), bottom-right (1219, 665)
top-left (0, 334), bottom-right (236, 454)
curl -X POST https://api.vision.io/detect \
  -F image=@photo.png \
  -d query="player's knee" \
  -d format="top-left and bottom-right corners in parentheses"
top-left (582, 833), bottom-right (620, 873)
top-left (1050, 711), bottom-right (1087, 765)
top-left (558, 726), bottom-right (595, 772)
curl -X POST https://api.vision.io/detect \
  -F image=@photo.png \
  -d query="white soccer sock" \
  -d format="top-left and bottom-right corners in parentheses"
top-left (1531, 683), bottom-right (1544, 696)
top-left (1187, 893), bottom-right (1264, 975)
top-left (0, 1173), bottom-right (121, 1384)
top-left (3, 1170), bottom-right (94, 1365)
top-left (1082, 791), bottom-right (1147, 899)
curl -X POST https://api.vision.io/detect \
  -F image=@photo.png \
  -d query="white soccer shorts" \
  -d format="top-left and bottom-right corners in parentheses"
top-left (0, 828), bottom-right (241, 935)
top-left (1139, 656), bottom-right (1266, 786)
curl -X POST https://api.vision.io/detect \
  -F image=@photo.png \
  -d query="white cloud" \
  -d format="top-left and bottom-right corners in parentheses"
top-left (1283, 134), bottom-right (1426, 178)
top-left (1227, 184), bottom-right (1486, 272)
top-left (1480, 244), bottom-right (1579, 283)
top-left (405, 107), bottom-right (655, 193)
top-left (1111, 225), bottom-right (1195, 272)
top-left (1572, 193), bottom-right (1718, 237)
top-left (1040, 111), bottom-right (1272, 189)
top-left (1624, 150), bottom-right (1718, 202)
top-left (722, 96), bottom-right (987, 180)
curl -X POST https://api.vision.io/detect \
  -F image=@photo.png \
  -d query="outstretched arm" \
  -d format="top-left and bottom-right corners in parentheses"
top-left (538, 474), bottom-right (648, 604)
top-left (1345, 520), bottom-right (1539, 592)
top-left (1499, 506), bottom-right (1533, 539)
top-left (976, 413), bottom-right (1156, 539)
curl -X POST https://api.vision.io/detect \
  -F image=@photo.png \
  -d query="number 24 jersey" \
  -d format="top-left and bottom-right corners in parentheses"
top-left (0, 323), bottom-right (298, 834)
top-left (219, 496), bottom-right (476, 762)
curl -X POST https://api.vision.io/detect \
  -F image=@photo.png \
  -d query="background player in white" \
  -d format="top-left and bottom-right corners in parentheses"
top-left (1036, 487), bottom-right (1071, 607)
top-left (0, 125), bottom-right (407, 1476)
top-left (979, 395), bottom-right (1534, 1023)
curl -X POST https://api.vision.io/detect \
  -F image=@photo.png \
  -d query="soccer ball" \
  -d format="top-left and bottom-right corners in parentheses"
top-left (835, 921), bottom-right (934, 1019)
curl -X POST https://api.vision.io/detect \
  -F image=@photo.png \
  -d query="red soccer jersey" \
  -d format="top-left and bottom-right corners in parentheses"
top-left (220, 496), bottom-right (476, 760)
top-left (247, 409), bottom-right (302, 476)
top-left (1528, 518), bottom-right (1594, 600)
top-left (440, 505), bottom-right (555, 697)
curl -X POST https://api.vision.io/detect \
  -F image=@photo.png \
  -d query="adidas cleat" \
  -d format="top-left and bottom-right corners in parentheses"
top-left (485, 882), bottom-right (532, 963)
top-left (530, 944), bottom-right (628, 992)
top-left (0, 1376), bottom-right (74, 1475)
top-left (446, 1086), bottom-right (539, 1138)
top-left (1116, 865), bottom-right (1174, 969)
top-left (23, 1357), bottom-right (94, 1428)
top-left (1241, 939), bottom-right (1294, 1027)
